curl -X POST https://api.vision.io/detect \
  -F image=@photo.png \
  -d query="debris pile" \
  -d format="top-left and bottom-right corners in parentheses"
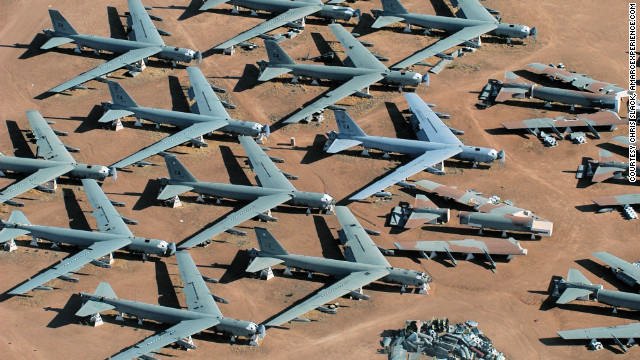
top-left (382, 318), bottom-right (505, 360)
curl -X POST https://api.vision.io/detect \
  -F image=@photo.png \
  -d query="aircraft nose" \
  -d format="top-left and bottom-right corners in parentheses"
top-left (165, 242), bottom-right (176, 256)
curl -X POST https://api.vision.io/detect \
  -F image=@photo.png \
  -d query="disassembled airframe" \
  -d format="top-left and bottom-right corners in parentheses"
top-left (0, 0), bottom-right (634, 358)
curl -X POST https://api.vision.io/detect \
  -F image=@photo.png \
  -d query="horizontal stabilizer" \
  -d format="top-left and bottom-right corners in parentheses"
top-left (325, 139), bottom-right (362, 153)
top-left (200, 0), bottom-right (231, 10)
top-left (495, 87), bottom-right (527, 102)
top-left (258, 67), bottom-right (292, 82)
top-left (0, 227), bottom-right (31, 244)
top-left (157, 185), bottom-right (194, 201)
top-left (41, 36), bottom-right (74, 50)
top-left (556, 288), bottom-right (593, 304)
top-left (246, 257), bottom-right (284, 273)
top-left (75, 300), bottom-right (116, 317)
top-left (98, 109), bottom-right (135, 123)
top-left (371, 15), bottom-right (405, 29)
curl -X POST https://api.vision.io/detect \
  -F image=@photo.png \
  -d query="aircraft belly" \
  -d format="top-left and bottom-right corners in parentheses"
top-left (405, 14), bottom-right (481, 32)
top-left (194, 183), bottom-right (283, 201)
top-left (74, 35), bottom-right (143, 54)
top-left (0, 157), bottom-right (59, 173)
top-left (27, 227), bottom-right (114, 247)
top-left (113, 299), bottom-right (206, 324)
top-left (134, 108), bottom-right (211, 127)
top-left (282, 255), bottom-right (376, 277)
top-left (362, 137), bottom-right (435, 156)
top-left (291, 66), bottom-right (372, 82)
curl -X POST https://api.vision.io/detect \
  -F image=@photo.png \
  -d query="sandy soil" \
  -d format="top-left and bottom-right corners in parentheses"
top-left (0, 0), bottom-right (636, 359)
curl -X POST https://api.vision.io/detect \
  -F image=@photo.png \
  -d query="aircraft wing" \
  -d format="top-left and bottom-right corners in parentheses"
top-left (592, 165), bottom-right (624, 183)
top-left (127, 0), bottom-right (165, 45)
top-left (390, 23), bottom-right (496, 70)
top-left (350, 147), bottom-right (462, 200)
top-left (404, 93), bottom-right (461, 144)
top-left (0, 165), bottom-right (75, 204)
top-left (238, 136), bottom-right (295, 191)
top-left (178, 192), bottom-right (293, 249)
top-left (47, 46), bottom-right (163, 93)
top-left (27, 110), bottom-right (75, 163)
top-left (176, 251), bottom-right (223, 317)
top-left (395, 237), bottom-right (527, 256)
top-left (265, 269), bottom-right (390, 327)
top-left (593, 252), bottom-right (640, 286)
top-left (328, 24), bottom-right (387, 71)
top-left (110, 120), bottom-right (228, 169)
top-left (109, 317), bottom-right (221, 360)
top-left (81, 179), bottom-right (134, 237)
top-left (557, 323), bottom-right (640, 340)
top-left (335, 206), bottom-right (390, 267)
top-left (502, 111), bottom-right (624, 130)
top-left (213, 5), bottom-right (322, 50)
top-left (453, 0), bottom-right (498, 23)
top-left (593, 194), bottom-right (640, 207)
top-left (186, 66), bottom-right (231, 119)
top-left (283, 73), bottom-right (385, 124)
top-left (8, 237), bottom-right (132, 295)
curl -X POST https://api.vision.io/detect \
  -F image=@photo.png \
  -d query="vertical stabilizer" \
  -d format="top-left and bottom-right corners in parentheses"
top-left (164, 155), bottom-right (198, 182)
top-left (265, 40), bottom-right (295, 65)
top-left (335, 110), bottom-right (366, 137)
top-left (255, 227), bottom-right (289, 255)
top-left (381, 0), bottom-right (409, 14)
top-left (48, 10), bottom-right (78, 36)
top-left (8, 210), bottom-right (30, 225)
top-left (107, 81), bottom-right (138, 108)
top-left (94, 282), bottom-right (118, 298)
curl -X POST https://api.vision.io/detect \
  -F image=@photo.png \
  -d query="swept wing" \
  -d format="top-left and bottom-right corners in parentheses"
top-left (127, 0), bottom-right (165, 45)
top-left (350, 147), bottom-right (462, 200)
top-left (178, 192), bottom-right (293, 249)
top-left (27, 111), bottom-right (76, 163)
top-left (593, 194), bottom-right (640, 207)
top-left (265, 269), bottom-right (390, 327)
top-left (557, 323), bottom-right (640, 340)
top-left (8, 238), bottom-right (132, 295)
top-left (176, 251), bottom-right (223, 317)
top-left (110, 120), bottom-right (228, 169)
top-left (213, 6), bottom-right (322, 50)
top-left (335, 206), bottom-right (390, 267)
top-left (82, 179), bottom-right (134, 237)
top-left (391, 23), bottom-right (497, 70)
top-left (329, 24), bottom-right (387, 71)
top-left (502, 112), bottom-right (624, 130)
top-left (187, 66), bottom-right (231, 118)
top-left (47, 46), bottom-right (163, 93)
top-left (593, 252), bottom-right (640, 286)
top-left (0, 165), bottom-right (75, 204)
top-left (395, 238), bottom-right (527, 256)
top-left (404, 93), bottom-right (461, 144)
top-left (239, 136), bottom-right (295, 191)
top-left (283, 73), bottom-right (385, 124)
top-left (109, 317), bottom-right (220, 360)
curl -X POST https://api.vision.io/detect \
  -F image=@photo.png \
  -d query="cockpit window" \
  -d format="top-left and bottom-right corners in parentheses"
top-left (175, 47), bottom-right (179, 51)
top-left (145, 239), bottom-right (150, 243)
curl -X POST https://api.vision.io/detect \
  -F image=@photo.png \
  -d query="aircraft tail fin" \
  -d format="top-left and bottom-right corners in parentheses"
top-left (245, 256), bottom-right (285, 273)
top-left (335, 110), bottom-right (366, 137)
top-left (200, 0), bottom-right (232, 11)
top-left (0, 211), bottom-right (32, 244)
top-left (107, 81), bottom-right (138, 108)
top-left (265, 40), bottom-right (295, 65)
top-left (75, 282), bottom-right (118, 317)
top-left (164, 154), bottom-right (198, 183)
top-left (381, 0), bottom-right (409, 14)
top-left (598, 149), bottom-right (616, 163)
top-left (255, 227), bottom-right (289, 255)
top-left (504, 71), bottom-right (528, 85)
top-left (48, 10), bottom-right (78, 36)
top-left (8, 210), bottom-right (31, 225)
top-left (371, 15), bottom-right (405, 29)
top-left (566, 268), bottom-right (591, 285)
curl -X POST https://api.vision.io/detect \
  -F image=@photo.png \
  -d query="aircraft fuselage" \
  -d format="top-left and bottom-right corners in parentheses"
top-left (0, 156), bottom-right (109, 180)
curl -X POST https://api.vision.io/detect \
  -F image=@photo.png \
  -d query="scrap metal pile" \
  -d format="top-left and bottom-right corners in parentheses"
top-left (382, 318), bottom-right (505, 360)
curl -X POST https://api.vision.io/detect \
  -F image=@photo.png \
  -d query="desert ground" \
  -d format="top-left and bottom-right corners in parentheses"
top-left (0, 0), bottom-right (636, 359)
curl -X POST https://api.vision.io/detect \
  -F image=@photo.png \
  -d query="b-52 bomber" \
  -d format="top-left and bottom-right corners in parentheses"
top-left (75, 251), bottom-right (264, 359)
top-left (247, 206), bottom-right (431, 327)
top-left (201, 0), bottom-right (359, 52)
top-left (257, 23), bottom-right (427, 124)
top-left (0, 111), bottom-right (115, 207)
top-left (99, 67), bottom-right (269, 169)
top-left (371, 0), bottom-right (536, 70)
top-left (41, 0), bottom-right (201, 93)
top-left (158, 136), bottom-right (335, 249)
top-left (2, 179), bottom-right (175, 296)
top-left (324, 93), bottom-right (503, 200)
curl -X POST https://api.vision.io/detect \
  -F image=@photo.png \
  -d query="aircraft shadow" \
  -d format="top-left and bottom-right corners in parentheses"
top-left (168, 75), bottom-right (191, 112)
top-left (0, 33), bottom-right (49, 60)
top-left (597, 142), bottom-right (629, 158)
top-left (62, 188), bottom-right (92, 231)
top-left (130, 178), bottom-right (163, 211)
top-left (385, 102), bottom-right (414, 139)
top-left (232, 64), bottom-right (262, 93)
top-left (45, 293), bottom-right (84, 328)
top-left (308, 32), bottom-right (342, 66)
top-left (351, 13), bottom-right (376, 38)
top-left (45, 105), bottom-right (105, 134)
top-left (484, 127), bottom-right (531, 140)
top-left (155, 260), bottom-right (181, 308)
top-left (512, 70), bottom-right (576, 90)
top-left (107, 6), bottom-right (128, 40)
top-left (217, 250), bottom-right (252, 284)
top-left (313, 215), bottom-right (343, 259)
top-left (574, 258), bottom-right (634, 291)
top-left (574, 203), bottom-right (601, 214)
top-left (5, 119), bottom-right (35, 158)
top-left (219, 145), bottom-right (252, 186)
top-left (300, 134), bottom-right (332, 165)
top-left (429, 0), bottom-right (455, 17)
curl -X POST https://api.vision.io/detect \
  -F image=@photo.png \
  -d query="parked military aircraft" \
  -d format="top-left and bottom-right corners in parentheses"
top-left (75, 251), bottom-right (264, 359)
top-left (100, 68), bottom-right (268, 169)
top-left (554, 268), bottom-right (640, 352)
top-left (389, 194), bottom-right (450, 228)
top-left (501, 111), bottom-right (624, 140)
top-left (527, 63), bottom-right (627, 95)
top-left (0, 111), bottom-right (115, 207)
top-left (157, 137), bottom-right (335, 249)
top-left (592, 194), bottom-right (640, 220)
top-left (458, 211), bottom-right (553, 238)
top-left (2, 179), bottom-right (175, 295)
top-left (371, 0), bottom-right (536, 70)
top-left (247, 206), bottom-right (431, 326)
top-left (478, 72), bottom-right (622, 112)
top-left (257, 24), bottom-right (427, 124)
top-left (201, 0), bottom-right (359, 52)
top-left (579, 150), bottom-right (630, 183)
top-left (324, 93), bottom-right (503, 200)
top-left (41, 0), bottom-right (201, 93)
top-left (593, 252), bottom-right (640, 288)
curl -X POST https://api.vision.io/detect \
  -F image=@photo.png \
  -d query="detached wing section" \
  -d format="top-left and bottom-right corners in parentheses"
top-left (127, 0), bottom-right (165, 45)
top-left (283, 73), bottom-right (385, 124)
top-left (335, 206), bottom-right (390, 267)
top-left (350, 147), bottom-right (462, 200)
top-left (27, 111), bottom-right (76, 163)
top-left (405, 93), bottom-right (461, 144)
top-left (178, 192), bottom-right (293, 249)
top-left (82, 179), bottom-right (133, 237)
top-left (557, 323), bottom-right (640, 340)
top-left (395, 238), bottom-right (527, 256)
top-left (47, 46), bottom-right (163, 93)
top-left (453, 0), bottom-right (499, 22)
top-left (239, 136), bottom-right (295, 191)
top-left (8, 238), bottom-right (131, 295)
top-left (502, 111), bottom-right (624, 130)
top-left (0, 165), bottom-right (75, 204)
top-left (187, 66), bottom-right (231, 118)
top-left (109, 317), bottom-right (220, 360)
top-left (265, 269), bottom-right (390, 327)
top-left (213, 6), bottom-right (322, 50)
top-left (593, 252), bottom-right (640, 286)
top-left (110, 120), bottom-right (228, 169)
top-left (176, 251), bottom-right (222, 317)
top-left (329, 24), bottom-right (387, 71)
top-left (391, 23), bottom-right (496, 70)
top-left (593, 194), bottom-right (640, 207)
